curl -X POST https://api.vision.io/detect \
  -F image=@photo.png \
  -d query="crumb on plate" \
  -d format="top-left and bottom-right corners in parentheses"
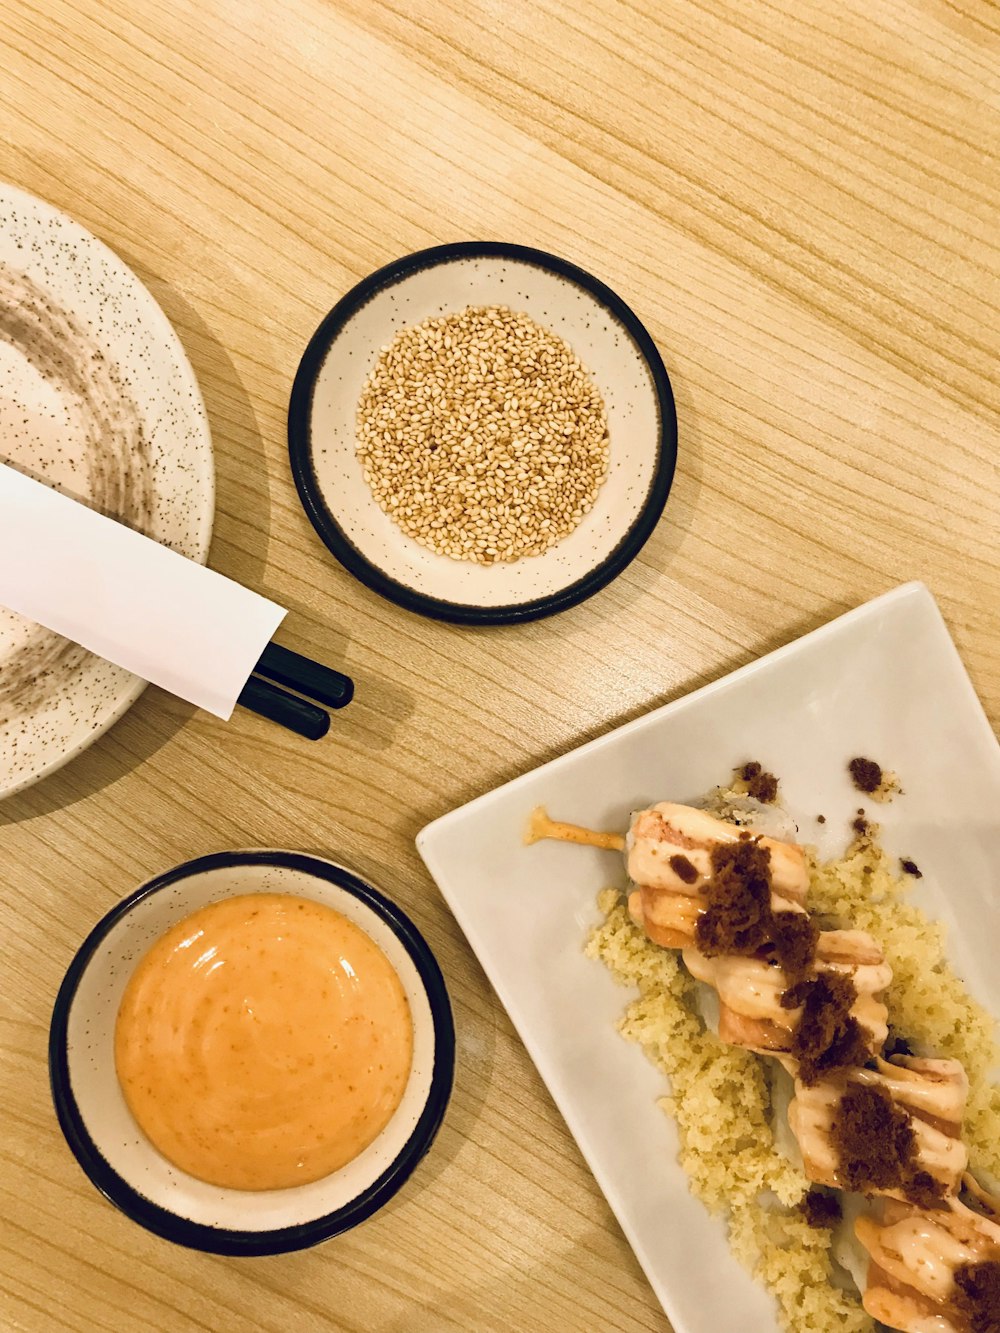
top-left (737, 760), bottom-right (779, 804)
top-left (848, 757), bottom-right (901, 803)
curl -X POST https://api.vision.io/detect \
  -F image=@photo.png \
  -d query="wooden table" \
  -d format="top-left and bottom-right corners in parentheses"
top-left (1, 2), bottom-right (997, 1330)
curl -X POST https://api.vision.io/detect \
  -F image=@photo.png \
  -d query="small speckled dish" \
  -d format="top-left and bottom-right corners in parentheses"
top-left (288, 242), bottom-right (677, 624)
top-left (48, 851), bottom-right (455, 1255)
top-left (0, 181), bottom-right (214, 798)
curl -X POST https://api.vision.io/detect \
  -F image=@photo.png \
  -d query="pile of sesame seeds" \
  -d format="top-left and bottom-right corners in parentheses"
top-left (356, 305), bottom-right (609, 564)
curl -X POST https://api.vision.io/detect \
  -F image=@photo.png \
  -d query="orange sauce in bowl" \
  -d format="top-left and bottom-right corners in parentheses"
top-left (114, 893), bottom-right (413, 1191)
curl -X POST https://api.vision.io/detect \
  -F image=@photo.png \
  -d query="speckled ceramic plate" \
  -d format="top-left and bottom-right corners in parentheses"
top-left (0, 182), bottom-right (214, 798)
top-left (49, 851), bottom-right (455, 1255)
top-left (288, 243), bottom-right (676, 624)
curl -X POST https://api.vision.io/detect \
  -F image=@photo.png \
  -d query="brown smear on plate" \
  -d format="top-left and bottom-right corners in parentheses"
top-left (0, 263), bottom-right (153, 723)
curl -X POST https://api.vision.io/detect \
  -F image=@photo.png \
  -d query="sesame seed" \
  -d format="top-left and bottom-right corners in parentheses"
top-left (355, 306), bottom-right (609, 564)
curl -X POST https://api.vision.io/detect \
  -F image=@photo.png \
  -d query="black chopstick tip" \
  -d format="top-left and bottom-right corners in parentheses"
top-left (237, 674), bottom-right (331, 741)
top-left (256, 641), bottom-right (354, 710)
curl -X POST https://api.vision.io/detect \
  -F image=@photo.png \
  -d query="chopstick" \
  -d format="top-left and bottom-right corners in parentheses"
top-left (253, 642), bottom-right (354, 710)
top-left (235, 642), bottom-right (353, 740)
top-left (237, 676), bottom-right (331, 740)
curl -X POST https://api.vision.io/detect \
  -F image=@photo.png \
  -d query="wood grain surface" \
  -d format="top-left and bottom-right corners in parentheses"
top-left (1, 1), bottom-right (998, 1330)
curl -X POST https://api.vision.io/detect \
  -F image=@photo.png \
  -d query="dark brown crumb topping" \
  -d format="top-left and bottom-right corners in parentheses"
top-left (905, 1169), bottom-right (947, 1210)
top-left (829, 1083), bottom-right (945, 1207)
top-left (694, 841), bottom-right (817, 984)
top-left (954, 1260), bottom-right (1000, 1333)
top-left (831, 1083), bottom-right (910, 1192)
top-left (771, 912), bottom-right (820, 984)
top-left (816, 814), bottom-right (826, 824)
top-left (669, 853), bottom-right (699, 885)
top-left (694, 802), bottom-right (882, 1090)
top-left (900, 858), bottom-right (923, 879)
top-left (853, 811), bottom-right (870, 836)
top-left (784, 973), bottom-right (872, 1086)
top-left (739, 760), bottom-right (779, 804)
top-left (695, 840), bottom-right (772, 956)
top-left (884, 1032), bottom-right (915, 1059)
top-left (832, 1077), bottom-right (912, 1194)
top-left (800, 1187), bottom-right (842, 1229)
top-left (849, 757), bottom-right (883, 794)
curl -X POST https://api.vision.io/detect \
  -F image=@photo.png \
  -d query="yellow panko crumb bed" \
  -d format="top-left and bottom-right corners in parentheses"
top-left (586, 821), bottom-right (1000, 1333)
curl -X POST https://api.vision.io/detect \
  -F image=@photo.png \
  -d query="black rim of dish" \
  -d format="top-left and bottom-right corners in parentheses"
top-left (287, 241), bottom-right (678, 625)
top-left (48, 850), bottom-right (456, 1256)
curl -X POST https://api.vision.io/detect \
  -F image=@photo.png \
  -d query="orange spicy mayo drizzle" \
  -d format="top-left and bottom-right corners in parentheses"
top-left (114, 893), bottom-right (413, 1191)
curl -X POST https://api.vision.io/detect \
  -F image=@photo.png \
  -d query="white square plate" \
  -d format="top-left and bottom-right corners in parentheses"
top-left (416, 582), bottom-right (1000, 1333)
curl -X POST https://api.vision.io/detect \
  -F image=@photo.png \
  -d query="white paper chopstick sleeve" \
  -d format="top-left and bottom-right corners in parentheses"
top-left (0, 464), bottom-right (286, 719)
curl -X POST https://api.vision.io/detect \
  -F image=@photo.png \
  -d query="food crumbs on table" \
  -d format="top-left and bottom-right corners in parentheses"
top-left (900, 858), bottom-right (922, 878)
top-left (738, 760), bottom-right (779, 804)
top-left (800, 1187), bottom-right (842, 1229)
top-left (355, 305), bottom-right (610, 564)
top-left (816, 814), bottom-right (826, 824)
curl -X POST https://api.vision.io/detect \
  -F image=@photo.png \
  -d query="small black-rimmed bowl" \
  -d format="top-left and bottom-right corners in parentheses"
top-left (288, 242), bottom-right (677, 625)
top-left (48, 851), bottom-right (455, 1256)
